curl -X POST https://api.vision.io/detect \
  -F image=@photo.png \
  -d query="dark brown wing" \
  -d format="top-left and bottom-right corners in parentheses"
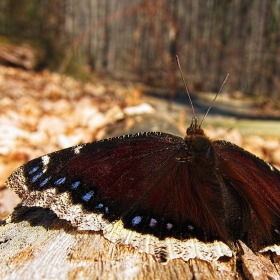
top-left (214, 140), bottom-right (280, 249)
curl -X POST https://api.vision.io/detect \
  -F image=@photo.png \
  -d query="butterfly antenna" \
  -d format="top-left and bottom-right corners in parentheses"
top-left (176, 55), bottom-right (197, 124)
top-left (199, 74), bottom-right (229, 127)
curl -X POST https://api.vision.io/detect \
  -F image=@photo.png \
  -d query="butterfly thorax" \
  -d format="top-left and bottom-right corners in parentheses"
top-left (183, 136), bottom-right (215, 170)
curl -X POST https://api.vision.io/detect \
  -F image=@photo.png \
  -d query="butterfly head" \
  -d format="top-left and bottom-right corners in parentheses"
top-left (186, 117), bottom-right (205, 137)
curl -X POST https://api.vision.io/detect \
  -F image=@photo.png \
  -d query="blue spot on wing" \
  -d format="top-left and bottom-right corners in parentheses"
top-left (71, 181), bottom-right (80, 189)
top-left (39, 176), bottom-right (52, 187)
top-left (166, 223), bottom-right (173, 230)
top-left (31, 172), bottom-right (43, 183)
top-left (95, 203), bottom-right (103, 209)
top-left (132, 216), bottom-right (142, 226)
top-left (82, 191), bottom-right (94, 202)
top-left (28, 166), bottom-right (39, 175)
top-left (149, 218), bottom-right (157, 228)
top-left (54, 177), bottom-right (66, 185)
top-left (188, 225), bottom-right (194, 231)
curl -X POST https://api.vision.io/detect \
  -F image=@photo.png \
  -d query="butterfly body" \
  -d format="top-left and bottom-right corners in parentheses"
top-left (6, 120), bottom-right (280, 262)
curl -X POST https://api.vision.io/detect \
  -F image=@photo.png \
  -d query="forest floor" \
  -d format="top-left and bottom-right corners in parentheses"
top-left (0, 65), bottom-right (280, 220)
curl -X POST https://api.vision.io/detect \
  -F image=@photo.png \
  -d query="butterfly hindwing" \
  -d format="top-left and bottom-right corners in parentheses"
top-left (214, 140), bottom-right (280, 249)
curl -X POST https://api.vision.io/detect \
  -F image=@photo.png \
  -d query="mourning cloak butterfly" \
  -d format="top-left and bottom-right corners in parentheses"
top-left (5, 67), bottom-right (280, 263)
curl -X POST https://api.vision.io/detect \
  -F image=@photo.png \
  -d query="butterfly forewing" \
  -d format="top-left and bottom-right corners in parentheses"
top-left (9, 133), bottom-right (200, 237)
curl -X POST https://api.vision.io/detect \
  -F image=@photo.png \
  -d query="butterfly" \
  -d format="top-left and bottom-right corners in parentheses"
top-left (5, 115), bottom-right (280, 262)
top-left (5, 60), bottom-right (280, 262)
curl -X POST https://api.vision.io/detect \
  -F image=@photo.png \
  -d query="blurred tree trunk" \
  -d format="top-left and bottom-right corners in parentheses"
top-left (1, 0), bottom-right (280, 96)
